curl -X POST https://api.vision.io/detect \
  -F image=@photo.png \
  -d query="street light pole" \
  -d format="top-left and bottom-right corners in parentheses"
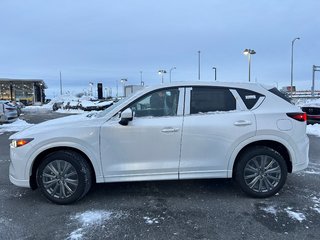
top-left (212, 67), bottom-right (217, 81)
top-left (169, 67), bottom-right (176, 82)
top-left (40, 83), bottom-right (43, 104)
top-left (243, 49), bottom-right (256, 82)
top-left (290, 37), bottom-right (300, 97)
top-left (158, 70), bottom-right (167, 83)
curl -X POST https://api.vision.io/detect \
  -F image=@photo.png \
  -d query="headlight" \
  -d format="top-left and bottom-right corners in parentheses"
top-left (11, 138), bottom-right (34, 148)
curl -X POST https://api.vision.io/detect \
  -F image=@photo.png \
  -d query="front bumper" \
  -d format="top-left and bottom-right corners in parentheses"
top-left (9, 162), bottom-right (30, 188)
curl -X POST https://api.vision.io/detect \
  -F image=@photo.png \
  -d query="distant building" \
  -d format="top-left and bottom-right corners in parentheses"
top-left (124, 85), bottom-right (144, 97)
top-left (282, 86), bottom-right (296, 92)
top-left (0, 78), bottom-right (47, 105)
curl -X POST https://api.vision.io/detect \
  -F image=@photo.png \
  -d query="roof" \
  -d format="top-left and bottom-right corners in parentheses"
top-left (142, 81), bottom-right (271, 93)
top-left (0, 78), bottom-right (47, 88)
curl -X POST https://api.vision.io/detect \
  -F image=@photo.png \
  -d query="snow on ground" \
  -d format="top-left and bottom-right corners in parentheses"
top-left (261, 206), bottom-right (278, 216)
top-left (56, 109), bottom-right (85, 114)
top-left (284, 207), bottom-right (306, 222)
top-left (260, 205), bottom-right (313, 223)
top-left (143, 216), bottom-right (159, 224)
top-left (311, 196), bottom-right (320, 213)
top-left (67, 210), bottom-right (125, 240)
top-left (0, 119), bottom-right (34, 134)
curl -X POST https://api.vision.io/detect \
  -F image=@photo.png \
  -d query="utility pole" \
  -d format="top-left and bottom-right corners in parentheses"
top-left (198, 51), bottom-right (201, 80)
top-left (59, 71), bottom-right (63, 95)
top-left (212, 67), bottom-right (217, 81)
top-left (312, 65), bottom-right (320, 97)
top-left (140, 71), bottom-right (143, 85)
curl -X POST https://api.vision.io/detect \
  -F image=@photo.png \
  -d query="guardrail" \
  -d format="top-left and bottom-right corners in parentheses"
top-left (289, 91), bottom-right (320, 98)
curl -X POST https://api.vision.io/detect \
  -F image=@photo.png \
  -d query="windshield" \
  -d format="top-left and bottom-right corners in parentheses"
top-left (95, 89), bottom-right (144, 118)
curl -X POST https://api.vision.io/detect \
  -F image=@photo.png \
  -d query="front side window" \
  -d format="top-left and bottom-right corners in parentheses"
top-left (129, 88), bottom-right (180, 117)
top-left (190, 87), bottom-right (236, 114)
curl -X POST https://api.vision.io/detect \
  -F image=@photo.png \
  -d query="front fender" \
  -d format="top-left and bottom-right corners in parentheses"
top-left (25, 137), bottom-right (103, 183)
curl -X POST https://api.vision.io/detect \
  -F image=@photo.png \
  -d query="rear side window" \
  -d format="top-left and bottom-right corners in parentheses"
top-left (190, 87), bottom-right (236, 114)
top-left (268, 88), bottom-right (292, 103)
top-left (236, 88), bottom-right (264, 109)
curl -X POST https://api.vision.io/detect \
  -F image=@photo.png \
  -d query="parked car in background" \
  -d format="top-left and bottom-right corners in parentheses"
top-left (9, 82), bottom-right (309, 204)
top-left (0, 100), bottom-right (19, 124)
top-left (10, 101), bottom-right (25, 116)
top-left (301, 102), bottom-right (320, 124)
top-left (52, 101), bottom-right (64, 111)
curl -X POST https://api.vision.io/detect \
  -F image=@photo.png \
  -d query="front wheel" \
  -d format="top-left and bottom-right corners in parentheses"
top-left (235, 146), bottom-right (287, 198)
top-left (37, 150), bottom-right (92, 204)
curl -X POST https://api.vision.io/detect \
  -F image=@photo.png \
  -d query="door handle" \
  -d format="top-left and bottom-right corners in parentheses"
top-left (234, 120), bottom-right (252, 126)
top-left (161, 128), bottom-right (179, 133)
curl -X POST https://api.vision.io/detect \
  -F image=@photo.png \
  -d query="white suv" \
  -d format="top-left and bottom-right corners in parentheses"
top-left (9, 82), bottom-right (309, 204)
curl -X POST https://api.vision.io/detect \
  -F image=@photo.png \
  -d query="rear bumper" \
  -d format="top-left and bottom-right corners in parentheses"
top-left (291, 135), bottom-right (309, 173)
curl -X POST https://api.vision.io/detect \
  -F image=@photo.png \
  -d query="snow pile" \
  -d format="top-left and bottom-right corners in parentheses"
top-left (56, 109), bottom-right (85, 114)
top-left (49, 94), bottom-right (82, 105)
top-left (306, 124), bottom-right (320, 136)
top-left (0, 119), bottom-right (34, 134)
top-left (296, 98), bottom-right (320, 108)
top-left (67, 210), bottom-right (124, 240)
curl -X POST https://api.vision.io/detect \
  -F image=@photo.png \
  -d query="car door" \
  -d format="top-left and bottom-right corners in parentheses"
top-left (179, 86), bottom-right (256, 179)
top-left (100, 87), bottom-right (184, 182)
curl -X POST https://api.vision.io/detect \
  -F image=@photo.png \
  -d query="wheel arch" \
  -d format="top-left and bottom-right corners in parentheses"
top-left (231, 140), bottom-right (292, 179)
top-left (29, 147), bottom-right (96, 190)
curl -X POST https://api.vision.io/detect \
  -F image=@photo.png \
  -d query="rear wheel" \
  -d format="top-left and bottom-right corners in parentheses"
top-left (235, 146), bottom-right (287, 198)
top-left (37, 150), bottom-right (92, 204)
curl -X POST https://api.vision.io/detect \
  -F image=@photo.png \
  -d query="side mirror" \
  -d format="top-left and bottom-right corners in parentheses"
top-left (119, 108), bottom-right (133, 126)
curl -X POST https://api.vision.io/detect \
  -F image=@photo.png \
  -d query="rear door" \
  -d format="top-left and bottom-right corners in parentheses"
top-left (179, 86), bottom-right (257, 179)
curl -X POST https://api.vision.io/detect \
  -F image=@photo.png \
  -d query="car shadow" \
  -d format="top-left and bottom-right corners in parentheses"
top-left (88, 178), bottom-right (244, 200)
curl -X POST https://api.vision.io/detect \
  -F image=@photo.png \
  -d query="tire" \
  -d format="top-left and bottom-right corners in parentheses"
top-left (36, 150), bottom-right (92, 204)
top-left (235, 146), bottom-right (287, 198)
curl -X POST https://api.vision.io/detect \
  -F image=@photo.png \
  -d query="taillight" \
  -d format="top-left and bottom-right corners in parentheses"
top-left (286, 112), bottom-right (307, 122)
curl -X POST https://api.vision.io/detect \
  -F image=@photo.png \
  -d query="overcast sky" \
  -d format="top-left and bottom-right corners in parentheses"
top-left (0, 0), bottom-right (319, 98)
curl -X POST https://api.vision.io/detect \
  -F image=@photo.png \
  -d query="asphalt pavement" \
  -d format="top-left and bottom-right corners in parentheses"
top-left (0, 111), bottom-right (319, 240)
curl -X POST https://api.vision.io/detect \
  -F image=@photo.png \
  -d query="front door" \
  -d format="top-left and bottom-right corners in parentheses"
top-left (100, 87), bottom-right (184, 182)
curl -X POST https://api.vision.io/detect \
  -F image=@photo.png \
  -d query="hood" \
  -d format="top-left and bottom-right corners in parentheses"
top-left (10, 113), bottom-right (104, 139)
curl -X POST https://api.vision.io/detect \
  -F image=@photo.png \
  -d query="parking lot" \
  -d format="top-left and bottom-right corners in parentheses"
top-left (1, 111), bottom-right (320, 240)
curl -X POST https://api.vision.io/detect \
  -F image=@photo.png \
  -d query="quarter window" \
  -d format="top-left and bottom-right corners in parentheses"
top-left (190, 87), bottom-right (236, 114)
top-left (236, 88), bottom-right (264, 109)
